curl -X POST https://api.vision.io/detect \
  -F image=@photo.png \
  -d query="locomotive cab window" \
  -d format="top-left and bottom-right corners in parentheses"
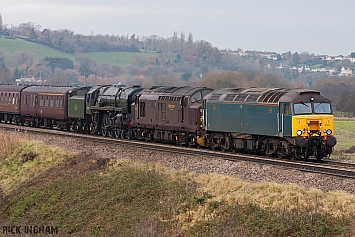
top-left (314, 102), bottom-right (332, 114)
top-left (191, 92), bottom-right (202, 103)
top-left (293, 103), bottom-right (312, 115)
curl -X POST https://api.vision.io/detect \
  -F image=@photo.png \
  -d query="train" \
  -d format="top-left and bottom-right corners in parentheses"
top-left (0, 84), bottom-right (337, 160)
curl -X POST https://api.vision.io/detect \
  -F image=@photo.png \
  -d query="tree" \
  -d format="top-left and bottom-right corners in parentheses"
top-left (73, 54), bottom-right (96, 77)
top-left (0, 68), bottom-right (12, 84)
top-left (44, 57), bottom-right (74, 75)
top-left (10, 50), bottom-right (35, 67)
top-left (0, 51), bottom-right (6, 69)
top-left (343, 92), bottom-right (355, 116)
top-left (336, 90), bottom-right (352, 112)
top-left (172, 31), bottom-right (178, 52)
top-left (188, 33), bottom-right (193, 44)
top-left (291, 52), bottom-right (300, 66)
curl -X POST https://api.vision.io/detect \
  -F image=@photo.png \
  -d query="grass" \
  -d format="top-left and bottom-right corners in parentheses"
top-left (1, 130), bottom-right (355, 236)
top-left (85, 51), bottom-right (159, 66)
top-left (333, 120), bottom-right (355, 160)
top-left (0, 37), bottom-right (74, 61)
top-left (0, 37), bottom-right (159, 66)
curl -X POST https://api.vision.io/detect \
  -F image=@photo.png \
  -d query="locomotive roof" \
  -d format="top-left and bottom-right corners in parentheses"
top-left (143, 86), bottom-right (209, 96)
top-left (22, 85), bottom-right (77, 94)
top-left (205, 88), bottom-right (330, 104)
top-left (279, 89), bottom-right (331, 103)
top-left (0, 84), bottom-right (29, 92)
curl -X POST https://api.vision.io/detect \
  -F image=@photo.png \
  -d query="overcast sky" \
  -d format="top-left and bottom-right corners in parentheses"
top-left (2, 0), bottom-right (354, 56)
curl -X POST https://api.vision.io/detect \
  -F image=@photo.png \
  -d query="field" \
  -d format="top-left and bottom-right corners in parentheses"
top-left (1, 130), bottom-right (355, 236)
top-left (333, 120), bottom-right (355, 159)
top-left (0, 37), bottom-right (158, 66)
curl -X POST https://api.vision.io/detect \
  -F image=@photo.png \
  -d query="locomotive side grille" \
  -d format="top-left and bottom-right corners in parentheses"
top-left (209, 94), bottom-right (222, 101)
top-left (224, 94), bottom-right (236, 101)
top-left (258, 88), bottom-right (290, 103)
top-left (234, 94), bottom-right (248, 102)
top-left (270, 91), bottom-right (288, 103)
top-left (153, 87), bottom-right (177, 93)
top-left (258, 90), bottom-right (275, 103)
top-left (245, 94), bottom-right (260, 102)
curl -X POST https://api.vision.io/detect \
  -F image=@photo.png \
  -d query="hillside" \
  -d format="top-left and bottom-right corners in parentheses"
top-left (0, 37), bottom-right (159, 67)
top-left (0, 37), bottom-right (74, 60)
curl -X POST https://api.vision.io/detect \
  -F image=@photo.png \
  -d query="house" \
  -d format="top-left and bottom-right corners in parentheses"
top-left (339, 67), bottom-right (353, 77)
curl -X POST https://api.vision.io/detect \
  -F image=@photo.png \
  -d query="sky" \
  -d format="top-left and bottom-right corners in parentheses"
top-left (1, 0), bottom-right (354, 56)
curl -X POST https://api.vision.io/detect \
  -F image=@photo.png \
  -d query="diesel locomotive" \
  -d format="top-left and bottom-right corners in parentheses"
top-left (0, 84), bottom-right (337, 160)
top-left (201, 87), bottom-right (337, 160)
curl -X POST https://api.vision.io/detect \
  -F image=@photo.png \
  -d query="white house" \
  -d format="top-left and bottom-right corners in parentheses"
top-left (339, 67), bottom-right (353, 77)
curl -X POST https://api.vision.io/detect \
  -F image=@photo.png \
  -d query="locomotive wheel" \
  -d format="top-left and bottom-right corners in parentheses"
top-left (316, 153), bottom-right (324, 160)
top-left (101, 128), bottom-right (108, 137)
top-left (120, 130), bottom-right (126, 139)
top-left (187, 136), bottom-right (196, 147)
top-left (89, 122), bottom-right (98, 135)
top-left (114, 128), bottom-right (121, 138)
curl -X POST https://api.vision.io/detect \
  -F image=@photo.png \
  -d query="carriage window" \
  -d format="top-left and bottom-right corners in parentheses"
top-left (40, 95), bottom-right (44, 106)
top-left (12, 94), bottom-right (15, 104)
top-left (294, 103), bottom-right (312, 114)
top-left (55, 96), bottom-right (59, 107)
top-left (314, 102), bottom-right (332, 114)
top-left (15, 94), bottom-right (19, 104)
top-left (45, 96), bottom-right (49, 107)
top-left (50, 96), bottom-right (54, 107)
top-left (59, 97), bottom-right (63, 107)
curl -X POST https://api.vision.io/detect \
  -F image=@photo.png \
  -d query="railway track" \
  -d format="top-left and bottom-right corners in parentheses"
top-left (1, 123), bottom-right (355, 179)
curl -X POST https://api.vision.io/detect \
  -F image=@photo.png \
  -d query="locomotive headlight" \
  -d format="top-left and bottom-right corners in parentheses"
top-left (326, 129), bottom-right (332, 135)
top-left (297, 130), bottom-right (302, 136)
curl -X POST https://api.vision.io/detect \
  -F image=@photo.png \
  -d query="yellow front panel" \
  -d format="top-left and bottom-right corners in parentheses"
top-left (292, 115), bottom-right (334, 137)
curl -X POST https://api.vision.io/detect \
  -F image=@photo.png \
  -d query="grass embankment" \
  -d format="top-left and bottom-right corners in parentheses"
top-left (1, 130), bottom-right (355, 236)
top-left (333, 120), bottom-right (355, 160)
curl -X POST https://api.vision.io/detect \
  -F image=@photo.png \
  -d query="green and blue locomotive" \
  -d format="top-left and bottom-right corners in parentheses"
top-left (201, 88), bottom-right (337, 160)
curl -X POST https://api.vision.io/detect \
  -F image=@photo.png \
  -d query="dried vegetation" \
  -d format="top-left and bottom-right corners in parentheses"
top-left (1, 130), bottom-right (355, 236)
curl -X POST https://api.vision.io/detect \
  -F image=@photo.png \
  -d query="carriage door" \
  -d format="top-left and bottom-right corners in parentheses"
top-left (278, 103), bottom-right (292, 137)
